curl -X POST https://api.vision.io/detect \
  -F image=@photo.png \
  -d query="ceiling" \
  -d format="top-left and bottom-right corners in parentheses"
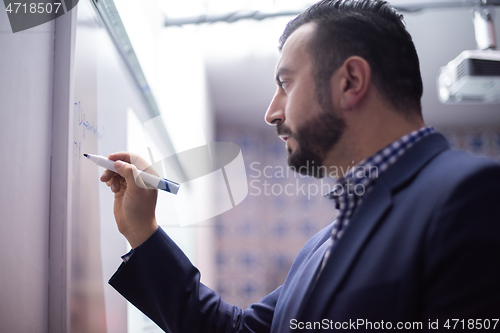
top-left (194, 4), bottom-right (500, 130)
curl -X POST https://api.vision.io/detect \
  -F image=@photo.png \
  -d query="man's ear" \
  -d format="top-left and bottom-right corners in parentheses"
top-left (335, 56), bottom-right (371, 111)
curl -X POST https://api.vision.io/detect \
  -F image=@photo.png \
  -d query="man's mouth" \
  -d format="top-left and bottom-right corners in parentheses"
top-left (279, 135), bottom-right (289, 142)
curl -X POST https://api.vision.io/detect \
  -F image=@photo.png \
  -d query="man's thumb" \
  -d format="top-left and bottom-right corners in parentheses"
top-left (114, 160), bottom-right (126, 170)
top-left (114, 160), bottom-right (133, 183)
top-left (114, 160), bottom-right (147, 189)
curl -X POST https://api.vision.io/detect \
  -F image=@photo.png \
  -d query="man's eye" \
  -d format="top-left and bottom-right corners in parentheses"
top-left (281, 81), bottom-right (289, 91)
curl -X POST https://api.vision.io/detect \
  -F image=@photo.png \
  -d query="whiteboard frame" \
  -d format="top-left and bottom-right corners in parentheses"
top-left (49, 8), bottom-right (77, 333)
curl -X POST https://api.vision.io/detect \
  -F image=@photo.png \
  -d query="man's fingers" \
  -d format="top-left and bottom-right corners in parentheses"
top-left (114, 160), bottom-right (148, 190)
top-left (105, 174), bottom-right (124, 193)
top-left (100, 169), bottom-right (116, 182)
top-left (108, 151), bottom-right (132, 163)
top-left (109, 151), bottom-right (152, 172)
top-left (103, 152), bottom-right (156, 191)
top-left (102, 169), bottom-right (125, 193)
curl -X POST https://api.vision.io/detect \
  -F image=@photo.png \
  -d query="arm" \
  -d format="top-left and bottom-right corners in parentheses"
top-left (101, 152), bottom-right (278, 332)
top-left (109, 227), bottom-right (279, 333)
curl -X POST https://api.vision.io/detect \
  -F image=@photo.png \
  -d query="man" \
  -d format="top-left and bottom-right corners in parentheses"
top-left (101, 0), bottom-right (500, 332)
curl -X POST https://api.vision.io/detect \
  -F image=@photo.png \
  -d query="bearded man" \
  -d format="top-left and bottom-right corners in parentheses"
top-left (101, 1), bottom-right (500, 332)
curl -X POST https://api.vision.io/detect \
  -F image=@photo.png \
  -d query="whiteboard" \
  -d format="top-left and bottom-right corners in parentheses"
top-left (49, 0), bottom-right (183, 332)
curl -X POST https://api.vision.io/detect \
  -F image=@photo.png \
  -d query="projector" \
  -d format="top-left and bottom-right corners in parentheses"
top-left (438, 50), bottom-right (500, 104)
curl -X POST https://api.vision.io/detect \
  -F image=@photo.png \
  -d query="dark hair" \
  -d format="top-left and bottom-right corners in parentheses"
top-left (279, 0), bottom-right (423, 114)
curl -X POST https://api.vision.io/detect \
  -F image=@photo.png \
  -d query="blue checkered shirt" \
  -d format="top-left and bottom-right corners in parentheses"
top-left (319, 126), bottom-right (435, 272)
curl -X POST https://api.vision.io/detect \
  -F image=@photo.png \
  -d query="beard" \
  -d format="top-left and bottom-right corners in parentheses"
top-left (277, 107), bottom-right (345, 178)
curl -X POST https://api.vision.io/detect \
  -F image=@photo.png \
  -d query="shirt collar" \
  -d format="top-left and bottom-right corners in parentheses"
top-left (325, 126), bottom-right (435, 204)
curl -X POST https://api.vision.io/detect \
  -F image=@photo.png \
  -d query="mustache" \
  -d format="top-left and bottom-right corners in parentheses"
top-left (276, 122), bottom-right (292, 136)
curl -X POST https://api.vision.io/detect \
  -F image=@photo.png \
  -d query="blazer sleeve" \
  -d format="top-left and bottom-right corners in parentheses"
top-left (423, 165), bottom-right (500, 321)
top-left (109, 226), bottom-right (279, 333)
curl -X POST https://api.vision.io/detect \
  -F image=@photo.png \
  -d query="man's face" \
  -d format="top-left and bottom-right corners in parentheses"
top-left (265, 23), bottom-right (345, 178)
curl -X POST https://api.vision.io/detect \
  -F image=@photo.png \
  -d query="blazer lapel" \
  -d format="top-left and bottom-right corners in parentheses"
top-left (297, 181), bottom-right (393, 325)
top-left (296, 133), bottom-right (451, 325)
top-left (271, 231), bottom-right (332, 333)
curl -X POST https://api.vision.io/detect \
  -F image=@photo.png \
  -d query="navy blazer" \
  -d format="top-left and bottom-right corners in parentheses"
top-left (109, 133), bottom-right (500, 332)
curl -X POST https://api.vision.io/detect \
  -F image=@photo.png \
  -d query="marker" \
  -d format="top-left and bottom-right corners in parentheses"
top-left (83, 153), bottom-right (180, 195)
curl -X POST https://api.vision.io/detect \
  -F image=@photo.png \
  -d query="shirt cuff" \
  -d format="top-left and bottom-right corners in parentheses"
top-left (121, 248), bottom-right (136, 263)
top-left (120, 226), bottom-right (161, 262)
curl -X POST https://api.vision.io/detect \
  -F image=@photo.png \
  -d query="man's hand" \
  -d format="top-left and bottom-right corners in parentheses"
top-left (100, 152), bottom-right (158, 249)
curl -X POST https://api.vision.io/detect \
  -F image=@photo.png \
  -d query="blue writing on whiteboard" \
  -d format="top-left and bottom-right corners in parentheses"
top-left (73, 141), bottom-right (81, 159)
top-left (75, 101), bottom-right (104, 140)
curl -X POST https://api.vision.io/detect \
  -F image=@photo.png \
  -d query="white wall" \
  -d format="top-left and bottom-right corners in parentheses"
top-left (0, 10), bottom-right (54, 333)
top-left (113, 1), bottom-right (217, 288)
top-left (157, 25), bottom-right (216, 287)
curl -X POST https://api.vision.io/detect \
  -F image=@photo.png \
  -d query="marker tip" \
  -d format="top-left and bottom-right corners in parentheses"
top-left (83, 154), bottom-right (88, 157)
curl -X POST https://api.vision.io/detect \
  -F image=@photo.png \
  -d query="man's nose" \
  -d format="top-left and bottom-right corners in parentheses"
top-left (265, 91), bottom-right (285, 125)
